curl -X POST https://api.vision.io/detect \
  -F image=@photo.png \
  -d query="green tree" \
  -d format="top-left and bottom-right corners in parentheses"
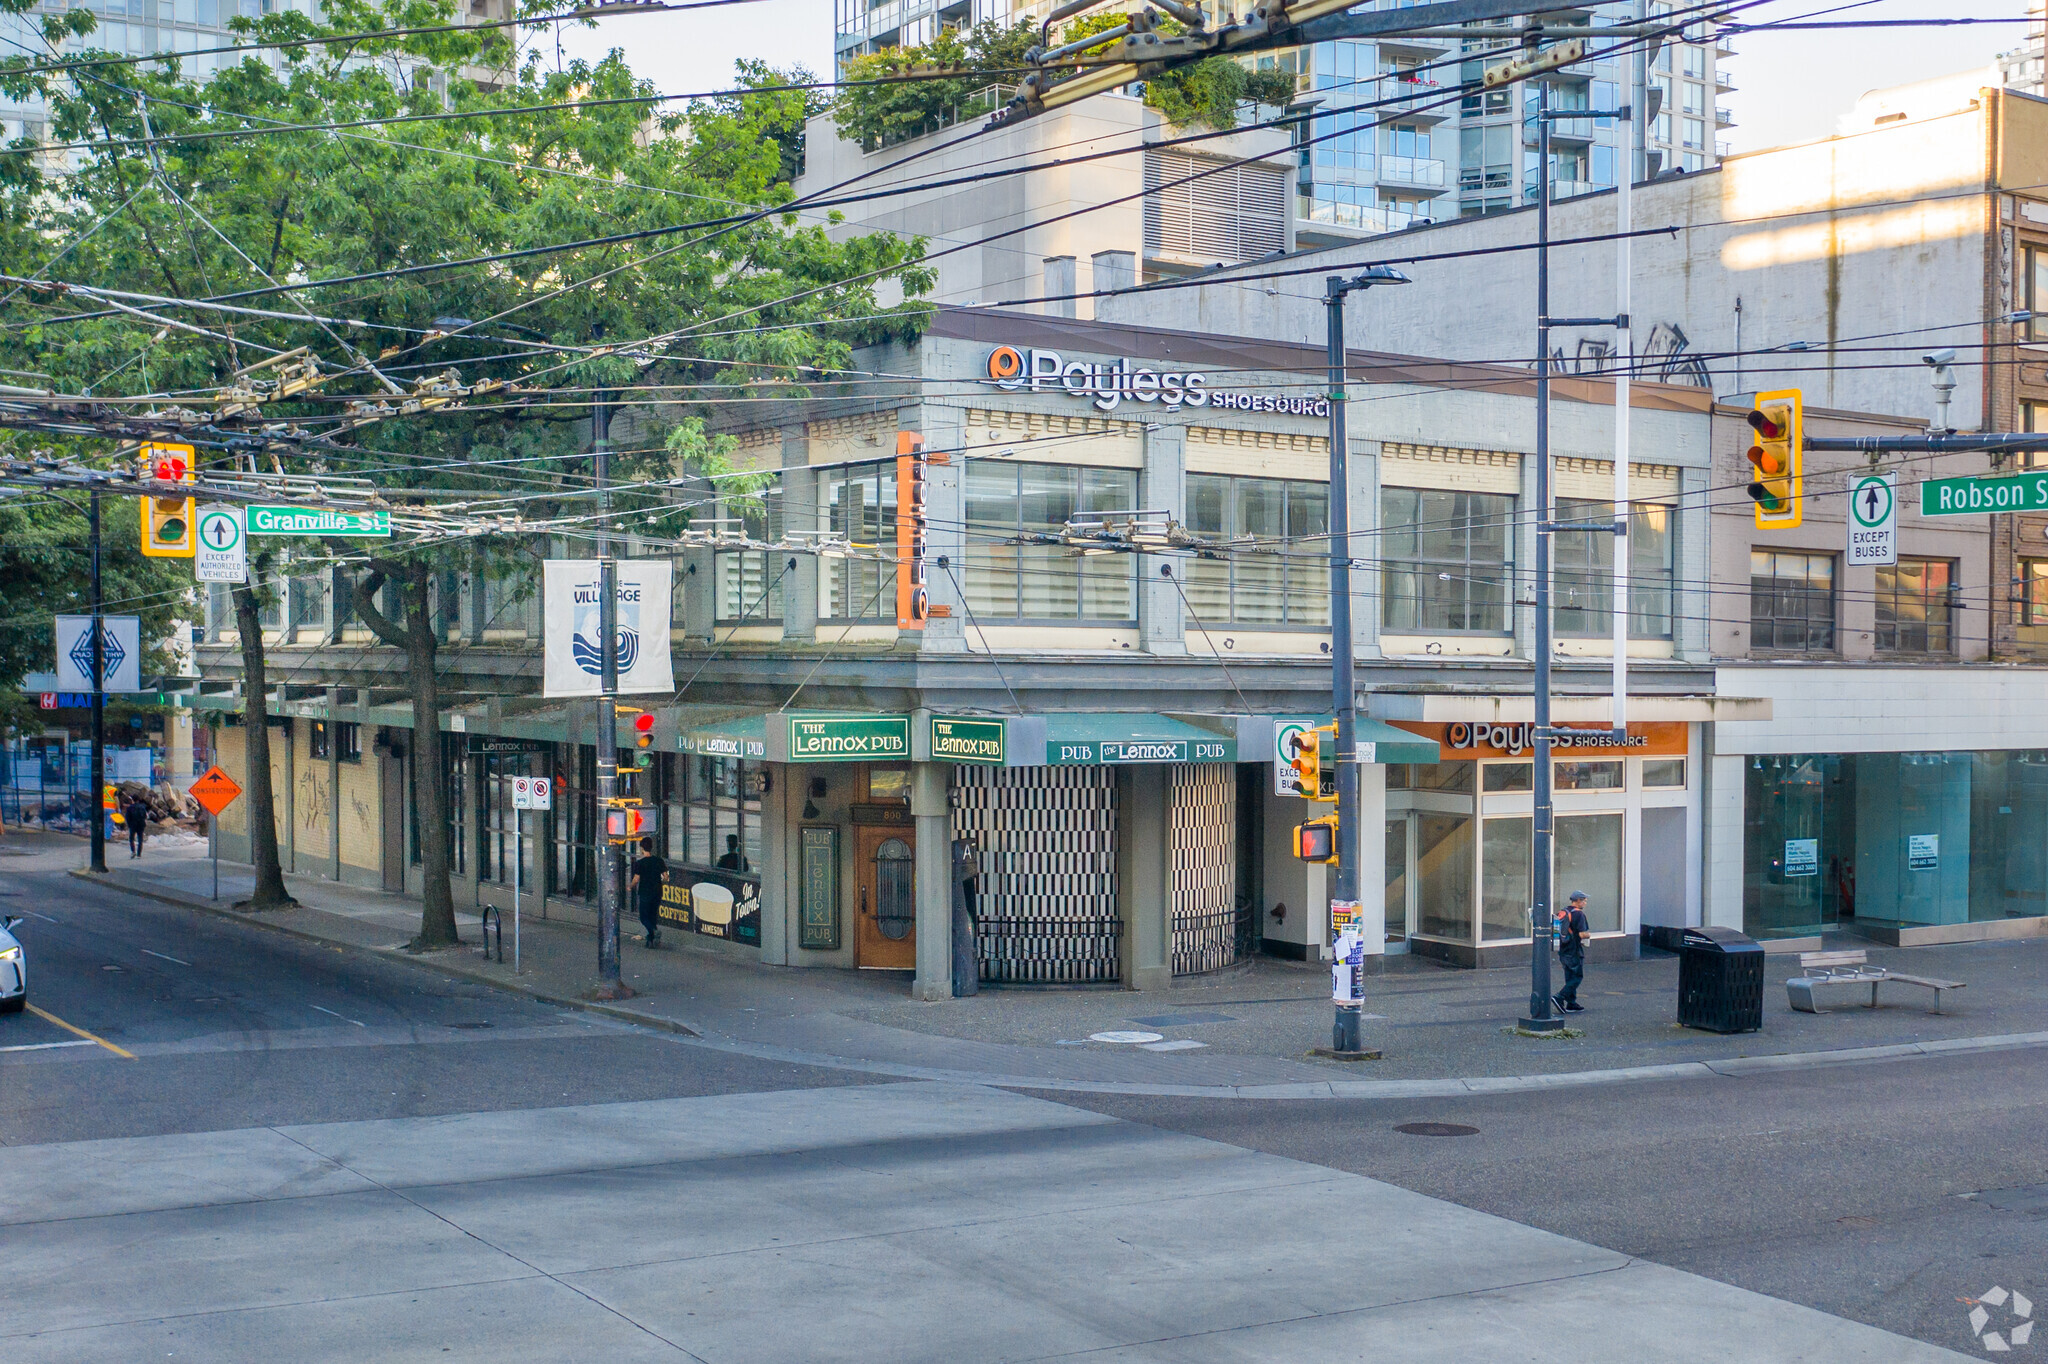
top-left (0, 0), bottom-right (934, 945)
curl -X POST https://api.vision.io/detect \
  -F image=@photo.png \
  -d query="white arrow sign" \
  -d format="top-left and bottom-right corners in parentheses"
top-left (194, 504), bottom-right (248, 583)
top-left (1847, 473), bottom-right (1896, 566)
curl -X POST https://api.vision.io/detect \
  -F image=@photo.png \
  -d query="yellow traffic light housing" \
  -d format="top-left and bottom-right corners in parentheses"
top-left (139, 443), bottom-right (196, 557)
top-left (1745, 389), bottom-right (1802, 529)
top-left (1293, 814), bottom-right (1339, 863)
top-left (1288, 726), bottom-right (1321, 798)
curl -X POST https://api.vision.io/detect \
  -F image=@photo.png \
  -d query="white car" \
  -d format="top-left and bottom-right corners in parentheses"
top-left (0, 915), bottom-right (24, 1014)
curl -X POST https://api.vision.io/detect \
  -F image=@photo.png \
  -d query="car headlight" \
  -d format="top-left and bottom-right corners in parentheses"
top-left (0, 946), bottom-right (19, 961)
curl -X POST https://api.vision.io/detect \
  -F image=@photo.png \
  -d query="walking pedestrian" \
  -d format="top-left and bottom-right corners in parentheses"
top-left (628, 836), bottom-right (666, 947)
top-left (122, 791), bottom-right (151, 859)
top-left (1553, 891), bottom-right (1591, 1014)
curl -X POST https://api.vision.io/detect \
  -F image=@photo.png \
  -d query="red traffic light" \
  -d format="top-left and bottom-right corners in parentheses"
top-left (1745, 407), bottom-right (1786, 441)
top-left (633, 713), bottom-right (654, 733)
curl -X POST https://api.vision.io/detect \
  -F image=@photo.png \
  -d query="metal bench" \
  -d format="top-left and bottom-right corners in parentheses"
top-left (1786, 948), bottom-right (1966, 1014)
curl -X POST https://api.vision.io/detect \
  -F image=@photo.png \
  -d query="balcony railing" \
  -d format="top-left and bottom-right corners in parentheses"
top-left (1302, 199), bottom-right (1436, 234)
top-left (1714, 106), bottom-right (1733, 127)
top-left (1376, 154), bottom-right (1445, 188)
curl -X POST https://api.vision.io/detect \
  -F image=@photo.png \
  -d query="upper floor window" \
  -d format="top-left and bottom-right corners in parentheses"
top-left (822, 462), bottom-right (896, 622)
top-left (964, 463), bottom-right (1138, 623)
top-left (717, 490), bottom-right (785, 625)
top-left (1183, 474), bottom-right (1330, 628)
top-left (1874, 557), bottom-right (1954, 655)
top-left (2021, 399), bottom-right (2048, 471)
top-left (1750, 549), bottom-right (1835, 653)
top-left (2025, 244), bottom-right (2048, 343)
top-left (1553, 498), bottom-right (1675, 639)
top-left (1382, 488), bottom-right (1514, 634)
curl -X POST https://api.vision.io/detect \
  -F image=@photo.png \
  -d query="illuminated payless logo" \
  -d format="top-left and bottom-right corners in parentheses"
top-left (983, 345), bottom-right (1328, 417)
top-left (895, 431), bottom-right (929, 631)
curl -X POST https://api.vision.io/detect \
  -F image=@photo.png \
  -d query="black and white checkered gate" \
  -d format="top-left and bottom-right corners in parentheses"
top-left (951, 766), bottom-right (1121, 984)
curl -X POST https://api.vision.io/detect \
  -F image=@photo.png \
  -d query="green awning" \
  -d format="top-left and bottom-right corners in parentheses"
top-left (1045, 713), bottom-right (1236, 766)
top-left (677, 711), bottom-right (769, 761)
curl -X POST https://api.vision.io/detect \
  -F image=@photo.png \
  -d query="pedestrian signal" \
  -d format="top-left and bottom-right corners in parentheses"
top-left (1745, 390), bottom-right (1802, 529)
top-left (1294, 815), bottom-right (1338, 863)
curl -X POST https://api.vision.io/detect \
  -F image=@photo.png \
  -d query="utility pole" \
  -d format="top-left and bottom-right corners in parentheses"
top-left (89, 488), bottom-right (107, 875)
top-left (1523, 80), bottom-right (1562, 1035)
top-left (592, 382), bottom-right (627, 999)
top-left (1323, 264), bottom-right (1407, 1057)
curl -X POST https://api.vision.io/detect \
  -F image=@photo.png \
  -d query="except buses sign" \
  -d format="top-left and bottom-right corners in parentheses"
top-left (1920, 473), bottom-right (2048, 517)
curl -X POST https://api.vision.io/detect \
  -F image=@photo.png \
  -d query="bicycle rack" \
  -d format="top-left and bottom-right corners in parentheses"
top-left (479, 905), bottom-right (503, 963)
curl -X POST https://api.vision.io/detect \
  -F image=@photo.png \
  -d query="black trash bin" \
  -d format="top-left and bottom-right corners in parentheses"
top-left (1676, 926), bottom-right (1765, 1033)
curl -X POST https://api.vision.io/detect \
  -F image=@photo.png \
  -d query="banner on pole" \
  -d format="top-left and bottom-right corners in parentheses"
top-left (53, 615), bottom-right (142, 693)
top-left (542, 559), bottom-right (674, 697)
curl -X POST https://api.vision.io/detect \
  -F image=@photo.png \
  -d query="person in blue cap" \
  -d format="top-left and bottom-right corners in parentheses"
top-left (1553, 891), bottom-right (1591, 1014)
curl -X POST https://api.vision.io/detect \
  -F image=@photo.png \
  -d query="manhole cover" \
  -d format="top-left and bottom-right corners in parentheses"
top-left (1394, 1122), bottom-right (1479, 1137)
top-left (1090, 1031), bottom-right (1164, 1044)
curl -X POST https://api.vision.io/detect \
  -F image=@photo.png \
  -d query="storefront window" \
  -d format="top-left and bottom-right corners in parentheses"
top-left (1750, 550), bottom-right (1835, 653)
top-left (2018, 558), bottom-right (2048, 652)
top-left (1381, 488), bottom-right (1514, 633)
top-left (963, 462), bottom-right (1138, 622)
top-left (1874, 557), bottom-right (1953, 654)
top-left (717, 489), bottom-right (784, 624)
top-left (664, 755), bottom-right (762, 945)
top-left (1183, 474), bottom-right (1331, 628)
top-left (1415, 812), bottom-right (1474, 939)
top-left (549, 744), bottom-right (598, 901)
top-left (1643, 758), bottom-right (1686, 788)
top-left (1553, 498), bottom-right (1674, 638)
top-left (1483, 762), bottom-right (1531, 792)
top-left (1556, 813), bottom-right (1623, 931)
top-left (823, 462), bottom-right (897, 621)
top-left (1385, 818), bottom-right (1409, 944)
top-left (1555, 760), bottom-right (1623, 791)
top-left (1479, 816), bottom-right (1531, 940)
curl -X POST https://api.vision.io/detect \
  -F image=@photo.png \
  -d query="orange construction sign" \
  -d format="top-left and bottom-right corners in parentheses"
top-left (190, 766), bottom-right (243, 816)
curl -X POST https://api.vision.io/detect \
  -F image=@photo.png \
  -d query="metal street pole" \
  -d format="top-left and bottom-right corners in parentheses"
top-left (593, 386), bottom-right (626, 998)
top-left (1324, 264), bottom-right (1407, 1056)
top-left (89, 488), bottom-right (107, 874)
top-left (1523, 80), bottom-right (1562, 1034)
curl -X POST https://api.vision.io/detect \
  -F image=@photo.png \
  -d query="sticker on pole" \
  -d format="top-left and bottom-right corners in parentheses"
top-left (194, 504), bottom-right (248, 583)
top-left (190, 766), bottom-right (243, 816)
top-left (1847, 473), bottom-right (1896, 566)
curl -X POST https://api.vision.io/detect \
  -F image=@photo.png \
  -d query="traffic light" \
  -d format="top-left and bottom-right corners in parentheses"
top-left (1288, 726), bottom-right (1320, 797)
top-left (634, 712), bottom-right (654, 749)
top-left (895, 431), bottom-right (928, 631)
top-left (604, 805), bottom-right (647, 840)
top-left (1293, 814), bottom-right (1338, 863)
top-left (140, 442), bottom-right (196, 558)
top-left (1745, 389), bottom-right (1802, 529)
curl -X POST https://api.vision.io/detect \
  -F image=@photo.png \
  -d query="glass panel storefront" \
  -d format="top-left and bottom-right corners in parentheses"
top-left (1744, 750), bottom-right (2048, 937)
top-left (1556, 813), bottom-right (1623, 932)
top-left (1479, 816), bottom-right (1531, 940)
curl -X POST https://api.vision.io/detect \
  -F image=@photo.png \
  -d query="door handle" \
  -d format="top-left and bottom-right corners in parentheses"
top-left (860, 887), bottom-right (870, 918)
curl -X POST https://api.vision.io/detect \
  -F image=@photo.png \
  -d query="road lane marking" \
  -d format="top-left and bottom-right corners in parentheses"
top-left (25, 1004), bottom-right (136, 1059)
top-left (141, 949), bottom-right (191, 966)
top-left (311, 1004), bottom-right (366, 1028)
top-left (0, 1040), bottom-right (97, 1053)
top-left (22, 911), bottom-right (58, 923)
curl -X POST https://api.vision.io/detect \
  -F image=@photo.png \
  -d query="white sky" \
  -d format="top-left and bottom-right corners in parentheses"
top-left (539, 0), bottom-right (2038, 151)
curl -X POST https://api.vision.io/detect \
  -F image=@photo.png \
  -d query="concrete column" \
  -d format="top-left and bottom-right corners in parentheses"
top-left (911, 762), bottom-right (952, 1001)
top-left (1676, 465), bottom-right (1711, 662)
top-left (1358, 761), bottom-right (1386, 957)
top-left (1354, 438), bottom-right (1383, 660)
top-left (1703, 744), bottom-right (1745, 930)
top-left (681, 550), bottom-right (715, 642)
top-left (921, 405), bottom-right (968, 653)
top-left (1091, 250), bottom-right (1135, 294)
top-left (1141, 425), bottom-right (1186, 654)
top-left (759, 762), bottom-right (790, 965)
top-left (1117, 766), bottom-right (1172, 990)
top-left (1514, 450), bottom-right (1539, 659)
top-left (1043, 256), bottom-right (1077, 318)
top-left (781, 425), bottom-right (819, 644)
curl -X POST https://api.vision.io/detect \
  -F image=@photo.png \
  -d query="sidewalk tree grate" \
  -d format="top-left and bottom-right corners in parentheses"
top-left (1394, 1122), bottom-right (1479, 1137)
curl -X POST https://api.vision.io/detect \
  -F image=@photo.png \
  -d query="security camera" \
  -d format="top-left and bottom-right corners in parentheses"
top-left (1922, 348), bottom-right (1957, 367)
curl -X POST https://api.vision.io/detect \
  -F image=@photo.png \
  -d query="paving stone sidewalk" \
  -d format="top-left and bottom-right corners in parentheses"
top-left (27, 832), bottom-right (2048, 1096)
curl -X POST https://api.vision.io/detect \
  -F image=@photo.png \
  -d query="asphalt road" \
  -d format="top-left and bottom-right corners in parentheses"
top-left (0, 857), bottom-right (880, 1146)
top-left (1052, 1049), bottom-right (2048, 1357)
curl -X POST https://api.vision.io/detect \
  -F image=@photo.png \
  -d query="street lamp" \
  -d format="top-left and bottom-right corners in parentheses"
top-left (1323, 263), bottom-right (1409, 1058)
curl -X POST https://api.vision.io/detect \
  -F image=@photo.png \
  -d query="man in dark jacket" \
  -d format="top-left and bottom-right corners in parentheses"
top-left (122, 791), bottom-right (152, 858)
top-left (628, 836), bottom-right (666, 947)
top-left (1553, 891), bottom-right (1591, 1014)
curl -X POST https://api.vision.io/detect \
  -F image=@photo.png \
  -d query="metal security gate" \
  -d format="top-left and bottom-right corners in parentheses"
top-left (1170, 764), bottom-right (1239, 976)
top-left (952, 766), bottom-right (1121, 984)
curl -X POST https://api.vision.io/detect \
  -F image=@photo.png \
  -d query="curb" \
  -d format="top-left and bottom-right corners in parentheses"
top-left (70, 868), bottom-right (2048, 1101)
top-left (69, 868), bottom-right (702, 1039)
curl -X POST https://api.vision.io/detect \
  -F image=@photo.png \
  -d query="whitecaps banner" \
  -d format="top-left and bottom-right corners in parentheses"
top-left (542, 560), bottom-right (674, 697)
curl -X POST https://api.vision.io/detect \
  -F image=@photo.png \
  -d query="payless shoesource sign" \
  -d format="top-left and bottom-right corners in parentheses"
top-left (1388, 721), bottom-right (1689, 757)
top-left (984, 345), bottom-right (1329, 417)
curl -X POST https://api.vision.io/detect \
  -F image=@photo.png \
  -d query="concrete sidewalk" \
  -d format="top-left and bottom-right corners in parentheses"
top-left (38, 833), bottom-right (2048, 1099)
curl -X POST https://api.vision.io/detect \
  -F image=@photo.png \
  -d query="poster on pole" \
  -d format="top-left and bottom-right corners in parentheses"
top-left (194, 504), bottom-right (248, 583)
top-left (53, 615), bottom-right (142, 693)
top-left (542, 559), bottom-right (674, 697)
